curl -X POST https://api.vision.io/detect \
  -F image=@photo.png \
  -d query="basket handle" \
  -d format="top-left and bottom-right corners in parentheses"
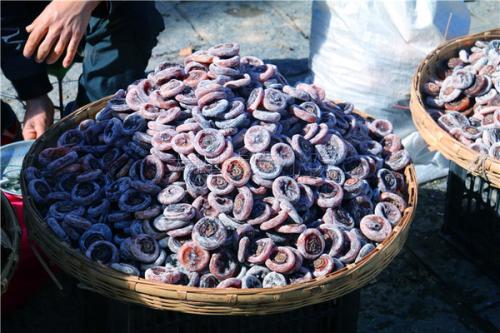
top-left (467, 152), bottom-right (490, 183)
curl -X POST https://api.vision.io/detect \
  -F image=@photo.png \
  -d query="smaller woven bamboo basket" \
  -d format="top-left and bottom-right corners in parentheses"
top-left (21, 97), bottom-right (418, 315)
top-left (1, 192), bottom-right (21, 294)
top-left (410, 28), bottom-right (500, 188)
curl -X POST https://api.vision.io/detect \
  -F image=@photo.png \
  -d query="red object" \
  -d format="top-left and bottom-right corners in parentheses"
top-left (1, 119), bottom-right (22, 145)
top-left (1, 192), bottom-right (51, 315)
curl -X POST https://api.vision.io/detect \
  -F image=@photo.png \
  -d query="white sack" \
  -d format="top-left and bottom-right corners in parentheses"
top-left (310, 0), bottom-right (471, 183)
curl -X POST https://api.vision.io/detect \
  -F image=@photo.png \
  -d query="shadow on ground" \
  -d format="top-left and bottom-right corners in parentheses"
top-left (263, 58), bottom-right (311, 84)
top-left (359, 182), bottom-right (500, 333)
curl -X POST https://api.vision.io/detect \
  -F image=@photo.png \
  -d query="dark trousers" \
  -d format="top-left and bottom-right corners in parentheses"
top-left (1, 1), bottom-right (164, 116)
top-left (73, 2), bottom-right (164, 113)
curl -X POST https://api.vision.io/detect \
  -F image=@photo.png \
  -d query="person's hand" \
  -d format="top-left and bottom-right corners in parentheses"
top-left (23, 0), bottom-right (100, 68)
top-left (23, 95), bottom-right (54, 140)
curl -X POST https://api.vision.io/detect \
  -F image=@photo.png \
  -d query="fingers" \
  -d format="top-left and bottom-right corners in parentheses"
top-left (25, 15), bottom-right (39, 34)
top-left (26, 23), bottom-right (34, 33)
top-left (23, 24), bottom-right (48, 59)
top-left (23, 94), bottom-right (54, 140)
top-left (35, 29), bottom-right (60, 63)
top-left (46, 30), bottom-right (71, 65)
top-left (34, 119), bottom-right (48, 137)
top-left (22, 115), bottom-right (51, 140)
top-left (63, 31), bottom-right (83, 68)
top-left (23, 132), bottom-right (37, 140)
top-left (22, 123), bottom-right (37, 140)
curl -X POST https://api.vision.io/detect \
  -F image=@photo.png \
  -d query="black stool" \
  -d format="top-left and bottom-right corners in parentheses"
top-left (442, 161), bottom-right (500, 281)
top-left (79, 287), bottom-right (360, 333)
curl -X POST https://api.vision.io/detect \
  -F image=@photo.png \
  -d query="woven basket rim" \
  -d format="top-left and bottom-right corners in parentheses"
top-left (21, 97), bottom-right (418, 313)
top-left (410, 28), bottom-right (500, 188)
top-left (1, 192), bottom-right (22, 294)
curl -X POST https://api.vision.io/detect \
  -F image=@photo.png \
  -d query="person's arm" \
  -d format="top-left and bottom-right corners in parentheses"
top-left (23, 0), bottom-right (100, 68)
top-left (1, 2), bottom-right (54, 140)
top-left (21, 96), bottom-right (53, 140)
top-left (2, 1), bottom-right (101, 140)
top-left (1, 3), bottom-right (52, 101)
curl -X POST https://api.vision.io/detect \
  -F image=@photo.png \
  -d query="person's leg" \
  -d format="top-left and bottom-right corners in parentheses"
top-left (70, 1), bottom-right (164, 113)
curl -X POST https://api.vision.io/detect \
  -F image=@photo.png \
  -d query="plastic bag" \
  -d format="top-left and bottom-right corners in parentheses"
top-left (310, 0), bottom-right (471, 183)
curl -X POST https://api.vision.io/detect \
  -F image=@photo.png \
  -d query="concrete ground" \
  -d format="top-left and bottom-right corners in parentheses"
top-left (2, 1), bottom-right (499, 332)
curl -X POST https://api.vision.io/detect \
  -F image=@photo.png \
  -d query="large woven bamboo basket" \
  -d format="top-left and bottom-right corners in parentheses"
top-left (21, 97), bottom-right (418, 315)
top-left (1, 192), bottom-right (21, 294)
top-left (410, 28), bottom-right (500, 188)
